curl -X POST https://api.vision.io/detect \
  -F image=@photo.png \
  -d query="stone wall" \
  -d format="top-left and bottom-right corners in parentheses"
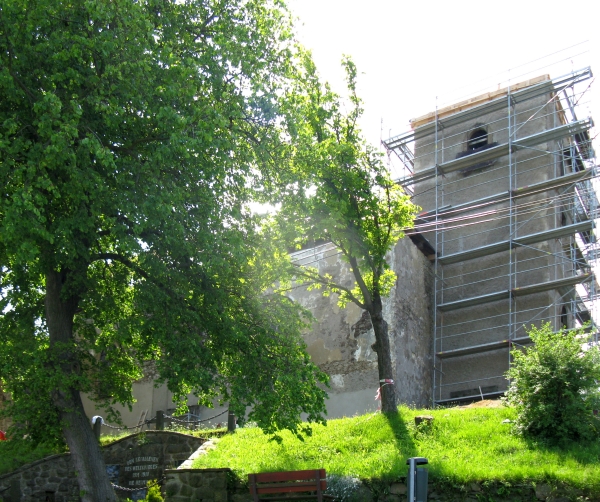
top-left (289, 237), bottom-right (434, 417)
top-left (0, 431), bottom-right (204, 502)
top-left (104, 431), bottom-right (204, 496)
top-left (164, 468), bottom-right (230, 502)
top-left (175, 472), bottom-right (585, 502)
top-left (0, 453), bottom-right (78, 502)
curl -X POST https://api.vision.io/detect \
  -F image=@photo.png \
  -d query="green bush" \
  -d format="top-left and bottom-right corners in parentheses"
top-left (123, 481), bottom-right (163, 502)
top-left (144, 481), bottom-right (164, 502)
top-left (505, 323), bottom-right (600, 443)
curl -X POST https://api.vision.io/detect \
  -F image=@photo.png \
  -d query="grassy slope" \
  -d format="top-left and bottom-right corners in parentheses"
top-left (192, 406), bottom-right (600, 491)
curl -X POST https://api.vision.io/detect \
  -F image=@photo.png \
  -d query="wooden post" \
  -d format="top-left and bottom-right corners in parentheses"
top-left (156, 410), bottom-right (164, 431)
top-left (227, 410), bottom-right (236, 432)
top-left (93, 417), bottom-right (102, 441)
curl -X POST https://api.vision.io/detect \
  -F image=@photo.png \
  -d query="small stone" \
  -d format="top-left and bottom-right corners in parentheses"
top-left (214, 491), bottom-right (228, 502)
top-left (179, 483), bottom-right (193, 497)
top-left (165, 480), bottom-right (181, 496)
top-left (502, 419), bottom-right (512, 424)
top-left (536, 484), bottom-right (552, 500)
top-left (390, 482), bottom-right (407, 495)
top-left (470, 483), bottom-right (481, 492)
top-left (380, 495), bottom-right (401, 502)
top-left (414, 415), bottom-right (434, 427)
top-left (353, 485), bottom-right (375, 501)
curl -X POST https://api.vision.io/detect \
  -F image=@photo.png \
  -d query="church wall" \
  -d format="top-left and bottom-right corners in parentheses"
top-left (289, 237), bottom-right (434, 416)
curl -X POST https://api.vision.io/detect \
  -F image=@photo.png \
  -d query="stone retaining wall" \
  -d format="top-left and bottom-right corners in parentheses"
top-left (164, 468), bottom-right (230, 502)
top-left (0, 453), bottom-right (78, 502)
top-left (0, 431), bottom-right (204, 502)
top-left (169, 472), bottom-right (597, 502)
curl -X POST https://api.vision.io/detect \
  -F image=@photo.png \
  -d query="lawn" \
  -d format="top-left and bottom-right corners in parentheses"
top-left (192, 404), bottom-right (600, 491)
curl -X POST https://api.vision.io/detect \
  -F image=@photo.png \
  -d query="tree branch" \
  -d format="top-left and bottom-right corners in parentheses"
top-left (292, 263), bottom-right (366, 310)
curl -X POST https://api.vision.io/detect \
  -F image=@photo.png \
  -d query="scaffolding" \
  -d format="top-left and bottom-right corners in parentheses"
top-left (383, 66), bottom-right (598, 405)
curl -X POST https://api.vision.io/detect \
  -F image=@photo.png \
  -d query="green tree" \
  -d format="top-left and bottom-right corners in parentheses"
top-left (505, 323), bottom-right (600, 443)
top-left (0, 1), bottom-right (327, 499)
top-left (272, 55), bottom-right (419, 413)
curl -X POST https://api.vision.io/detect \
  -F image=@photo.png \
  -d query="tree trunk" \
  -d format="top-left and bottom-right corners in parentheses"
top-left (369, 295), bottom-right (396, 413)
top-left (45, 270), bottom-right (117, 502)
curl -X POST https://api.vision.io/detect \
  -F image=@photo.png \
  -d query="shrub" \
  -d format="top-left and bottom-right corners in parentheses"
top-left (325, 474), bottom-right (362, 502)
top-left (505, 323), bottom-right (600, 443)
top-left (144, 481), bottom-right (164, 502)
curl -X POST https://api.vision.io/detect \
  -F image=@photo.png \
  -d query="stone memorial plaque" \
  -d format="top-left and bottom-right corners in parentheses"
top-left (100, 431), bottom-right (204, 499)
top-left (121, 455), bottom-right (161, 489)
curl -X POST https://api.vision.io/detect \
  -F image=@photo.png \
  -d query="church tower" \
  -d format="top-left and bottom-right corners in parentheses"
top-left (384, 67), bottom-right (597, 404)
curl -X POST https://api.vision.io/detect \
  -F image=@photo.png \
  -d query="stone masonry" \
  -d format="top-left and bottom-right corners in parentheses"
top-left (0, 431), bottom-right (204, 502)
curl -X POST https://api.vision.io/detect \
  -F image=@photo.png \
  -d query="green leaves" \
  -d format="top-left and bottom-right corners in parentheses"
top-left (269, 53), bottom-right (419, 412)
top-left (505, 323), bottom-right (600, 443)
top-left (273, 53), bottom-right (419, 309)
top-left (0, 0), bottom-right (327, 447)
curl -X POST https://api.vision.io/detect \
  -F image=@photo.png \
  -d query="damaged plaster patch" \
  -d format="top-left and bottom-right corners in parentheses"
top-left (352, 310), bottom-right (372, 338)
top-left (306, 338), bottom-right (343, 365)
top-left (350, 311), bottom-right (377, 363)
top-left (330, 374), bottom-right (344, 388)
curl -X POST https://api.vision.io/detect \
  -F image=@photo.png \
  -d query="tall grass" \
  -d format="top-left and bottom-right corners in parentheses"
top-left (192, 405), bottom-right (600, 490)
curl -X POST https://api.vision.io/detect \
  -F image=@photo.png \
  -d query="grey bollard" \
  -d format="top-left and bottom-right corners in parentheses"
top-left (406, 457), bottom-right (428, 502)
top-left (227, 410), bottom-right (236, 432)
top-left (156, 410), bottom-right (164, 431)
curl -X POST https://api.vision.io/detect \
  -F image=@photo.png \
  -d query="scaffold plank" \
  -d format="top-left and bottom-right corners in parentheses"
top-left (438, 220), bottom-right (593, 264)
top-left (415, 169), bottom-right (593, 223)
top-left (513, 118), bottom-right (593, 150)
top-left (438, 273), bottom-right (592, 312)
top-left (438, 143), bottom-right (511, 174)
top-left (436, 336), bottom-right (533, 359)
top-left (438, 291), bottom-right (509, 311)
top-left (512, 169), bottom-right (593, 197)
top-left (400, 117), bottom-right (592, 185)
top-left (512, 273), bottom-right (592, 296)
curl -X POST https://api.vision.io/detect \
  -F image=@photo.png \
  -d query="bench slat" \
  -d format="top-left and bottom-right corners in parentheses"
top-left (252, 469), bottom-right (325, 482)
top-left (257, 483), bottom-right (327, 494)
top-left (253, 496), bottom-right (337, 502)
top-left (249, 469), bottom-right (333, 502)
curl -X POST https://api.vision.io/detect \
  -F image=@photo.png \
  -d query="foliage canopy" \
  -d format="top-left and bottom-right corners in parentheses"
top-left (0, 0), bottom-right (327, 498)
top-left (271, 55), bottom-right (419, 412)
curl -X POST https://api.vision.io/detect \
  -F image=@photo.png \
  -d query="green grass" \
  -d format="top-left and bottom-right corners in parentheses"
top-left (192, 405), bottom-right (600, 491)
top-left (97, 425), bottom-right (228, 447)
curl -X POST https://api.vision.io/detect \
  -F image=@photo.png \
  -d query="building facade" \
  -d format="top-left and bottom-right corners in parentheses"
top-left (384, 68), bottom-right (597, 404)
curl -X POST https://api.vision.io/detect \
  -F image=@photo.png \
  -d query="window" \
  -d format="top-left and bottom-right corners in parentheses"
top-left (456, 127), bottom-right (497, 175)
top-left (467, 129), bottom-right (488, 151)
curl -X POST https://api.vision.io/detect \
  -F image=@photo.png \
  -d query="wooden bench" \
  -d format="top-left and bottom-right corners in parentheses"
top-left (248, 469), bottom-right (336, 501)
